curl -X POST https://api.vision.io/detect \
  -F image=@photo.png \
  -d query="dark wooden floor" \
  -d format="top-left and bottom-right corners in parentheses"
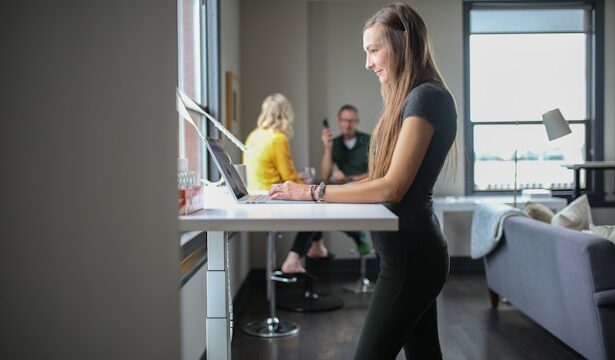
top-left (231, 273), bottom-right (584, 360)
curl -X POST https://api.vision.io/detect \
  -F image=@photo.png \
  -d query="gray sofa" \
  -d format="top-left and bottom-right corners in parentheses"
top-left (484, 215), bottom-right (615, 360)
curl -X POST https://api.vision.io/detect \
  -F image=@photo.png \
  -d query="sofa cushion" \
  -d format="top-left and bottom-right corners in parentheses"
top-left (523, 202), bottom-right (555, 223)
top-left (588, 224), bottom-right (615, 243)
top-left (551, 195), bottom-right (593, 231)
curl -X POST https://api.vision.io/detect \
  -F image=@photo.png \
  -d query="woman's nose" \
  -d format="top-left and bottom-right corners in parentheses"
top-left (365, 56), bottom-right (372, 70)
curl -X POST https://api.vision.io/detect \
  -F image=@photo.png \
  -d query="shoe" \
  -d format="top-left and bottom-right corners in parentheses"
top-left (306, 252), bottom-right (335, 261)
top-left (274, 268), bottom-right (317, 280)
top-left (357, 241), bottom-right (371, 256)
top-left (355, 233), bottom-right (371, 256)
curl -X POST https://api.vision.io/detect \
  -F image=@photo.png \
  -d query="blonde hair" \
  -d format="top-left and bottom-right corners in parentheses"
top-left (365, 3), bottom-right (454, 180)
top-left (257, 93), bottom-right (295, 137)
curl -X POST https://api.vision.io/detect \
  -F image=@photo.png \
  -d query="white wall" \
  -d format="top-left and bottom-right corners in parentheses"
top-left (1, 1), bottom-right (180, 359)
top-left (240, 0), bottom-right (310, 169)
top-left (239, 0), bottom-right (615, 260)
top-left (221, 0), bottom-right (251, 300)
top-left (240, 0), bottom-right (312, 266)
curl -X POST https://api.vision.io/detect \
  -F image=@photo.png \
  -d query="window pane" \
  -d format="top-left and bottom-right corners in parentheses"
top-left (470, 9), bottom-right (587, 34)
top-left (473, 124), bottom-right (585, 191)
top-left (470, 33), bottom-right (587, 122)
top-left (178, 0), bottom-right (203, 178)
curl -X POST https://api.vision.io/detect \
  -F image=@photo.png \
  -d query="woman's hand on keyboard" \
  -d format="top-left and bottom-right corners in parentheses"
top-left (268, 181), bottom-right (311, 201)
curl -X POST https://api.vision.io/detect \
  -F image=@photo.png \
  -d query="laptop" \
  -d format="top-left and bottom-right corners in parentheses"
top-left (205, 137), bottom-right (313, 204)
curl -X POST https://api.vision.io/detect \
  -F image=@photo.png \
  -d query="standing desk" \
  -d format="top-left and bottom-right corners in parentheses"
top-left (179, 187), bottom-right (398, 360)
top-left (562, 161), bottom-right (615, 198)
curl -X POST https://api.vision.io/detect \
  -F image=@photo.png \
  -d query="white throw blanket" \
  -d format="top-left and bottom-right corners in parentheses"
top-left (471, 203), bottom-right (525, 259)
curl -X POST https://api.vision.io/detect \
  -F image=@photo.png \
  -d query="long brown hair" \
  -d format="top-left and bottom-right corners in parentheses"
top-left (365, 3), bottom-right (448, 180)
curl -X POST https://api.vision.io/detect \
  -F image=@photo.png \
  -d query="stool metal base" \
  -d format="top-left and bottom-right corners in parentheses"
top-left (243, 317), bottom-right (299, 338)
top-left (277, 292), bottom-right (344, 312)
top-left (343, 278), bottom-right (375, 293)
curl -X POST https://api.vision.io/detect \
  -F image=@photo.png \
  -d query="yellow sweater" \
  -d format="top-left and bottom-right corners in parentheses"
top-left (242, 128), bottom-right (302, 191)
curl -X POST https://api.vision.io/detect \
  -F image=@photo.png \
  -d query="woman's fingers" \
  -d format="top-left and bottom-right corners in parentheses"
top-left (268, 182), bottom-right (285, 199)
top-left (268, 181), bottom-right (302, 200)
top-left (268, 183), bottom-right (279, 196)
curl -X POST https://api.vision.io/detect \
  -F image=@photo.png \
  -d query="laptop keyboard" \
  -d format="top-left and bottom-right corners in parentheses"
top-left (245, 194), bottom-right (269, 202)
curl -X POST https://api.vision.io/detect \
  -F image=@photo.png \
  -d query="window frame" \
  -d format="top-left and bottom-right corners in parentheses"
top-left (202, 0), bottom-right (221, 182)
top-left (177, 0), bottom-right (220, 182)
top-left (462, 0), bottom-right (605, 201)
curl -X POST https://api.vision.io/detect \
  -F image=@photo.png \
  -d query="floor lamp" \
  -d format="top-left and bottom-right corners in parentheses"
top-left (541, 108), bottom-right (572, 200)
top-left (513, 108), bottom-right (571, 207)
top-left (542, 108), bottom-right (572, 141)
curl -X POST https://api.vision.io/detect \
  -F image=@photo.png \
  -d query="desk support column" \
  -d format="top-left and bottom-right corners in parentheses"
top-left (266, 231), bottom-right (278, 320)
top-left (574, 169), bottom-right (581, 199)
top-left (206, 231), bottom-right (230, 360)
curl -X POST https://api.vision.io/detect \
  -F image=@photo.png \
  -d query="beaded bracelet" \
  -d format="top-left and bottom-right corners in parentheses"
top-left (310, 184), bottom-right (317, 201)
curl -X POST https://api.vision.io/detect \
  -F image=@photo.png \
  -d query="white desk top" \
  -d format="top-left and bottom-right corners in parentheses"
top-left (433, 195), bottom-right (567, 211)
top-left (179, 187), bottom-right (398, 232)
top-left (562, 161), bottom-right (615, 169)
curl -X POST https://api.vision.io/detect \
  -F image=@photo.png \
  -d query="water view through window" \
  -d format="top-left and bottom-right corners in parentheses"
top-left (469, 29), bottom-right (588, 191)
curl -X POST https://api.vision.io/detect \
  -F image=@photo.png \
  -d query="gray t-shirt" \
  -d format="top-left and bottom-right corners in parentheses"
top-left (385, 82), bottom-right (457, 218)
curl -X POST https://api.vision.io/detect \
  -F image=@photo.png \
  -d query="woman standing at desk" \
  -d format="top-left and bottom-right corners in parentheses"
top-left (268, 3), bottom-right (457, 359)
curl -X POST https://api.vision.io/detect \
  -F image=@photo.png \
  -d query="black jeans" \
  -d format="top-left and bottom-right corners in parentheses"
top-left (290, 231), bottom-right (364, 256)
top-left (354, 212), bottom-right (449, 359)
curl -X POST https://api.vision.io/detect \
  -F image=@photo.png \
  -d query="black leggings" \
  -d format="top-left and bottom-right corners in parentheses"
top-left (354, 213), bottom-right (449, 359)
top-left (290, 231), bottom-right (364, 256)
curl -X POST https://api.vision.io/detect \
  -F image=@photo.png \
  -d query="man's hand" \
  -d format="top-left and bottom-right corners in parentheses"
top-left (322, 128), bottom-right (333, 150)
top-left (332, 169), bottom-right (347, 182)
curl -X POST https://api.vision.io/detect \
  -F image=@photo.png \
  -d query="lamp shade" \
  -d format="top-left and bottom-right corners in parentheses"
top-left (542, 108), bottom-right (571, 141)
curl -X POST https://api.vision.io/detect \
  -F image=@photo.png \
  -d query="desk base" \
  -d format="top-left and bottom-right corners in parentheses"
top-left (243, 317), bottom-right (299, 338)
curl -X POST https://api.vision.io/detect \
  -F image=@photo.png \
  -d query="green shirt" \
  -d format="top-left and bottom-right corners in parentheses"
top-left (332, 131), bottom-right (370, 176)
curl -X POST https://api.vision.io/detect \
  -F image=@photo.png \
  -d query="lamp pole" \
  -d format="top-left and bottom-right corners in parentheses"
top-left (513, 118), bottom-right (519, 208)
top-left (513, 149), bottom-right (518, 208)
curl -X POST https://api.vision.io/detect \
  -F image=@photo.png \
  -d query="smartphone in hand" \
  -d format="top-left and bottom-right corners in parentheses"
top-left (322, 118), bottom-right (329, 128)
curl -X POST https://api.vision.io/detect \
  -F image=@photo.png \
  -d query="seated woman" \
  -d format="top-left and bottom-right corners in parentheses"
top-left (242, 93), bottom-right (328, 274)
top-left (282, 230), bottom-right (370, 274)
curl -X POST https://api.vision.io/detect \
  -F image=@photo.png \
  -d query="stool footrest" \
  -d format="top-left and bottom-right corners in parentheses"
top-left (271, 271), bottom-right (298, 283)
top-left (243, 318), bottom-right (299, 338)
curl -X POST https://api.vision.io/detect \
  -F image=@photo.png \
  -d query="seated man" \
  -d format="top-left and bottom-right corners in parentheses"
top-left (320, 104), bottom-right (370, 184)
top-left (281, 105), bottom-right (371, 274)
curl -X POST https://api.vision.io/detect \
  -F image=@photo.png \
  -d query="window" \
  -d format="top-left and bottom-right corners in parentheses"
top-left (178, 0), bottom-right (219, 181)
top-left (464, 2), bottom-right (604, 196)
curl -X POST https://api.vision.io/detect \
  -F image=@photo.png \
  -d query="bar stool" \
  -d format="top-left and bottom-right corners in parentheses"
top-left (343, 248), bottom-right (376, 293)
top-left (277, 253), bottom-right (344, 312)
top-left (243, 232), bottom-right (299, 337)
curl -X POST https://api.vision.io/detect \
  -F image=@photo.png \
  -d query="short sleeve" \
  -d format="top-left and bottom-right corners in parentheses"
top-left (401, 83), bottom-right (453, 131)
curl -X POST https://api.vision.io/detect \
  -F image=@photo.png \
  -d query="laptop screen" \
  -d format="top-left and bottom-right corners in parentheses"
top-left (204, 137), bottom-right (249, 200)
